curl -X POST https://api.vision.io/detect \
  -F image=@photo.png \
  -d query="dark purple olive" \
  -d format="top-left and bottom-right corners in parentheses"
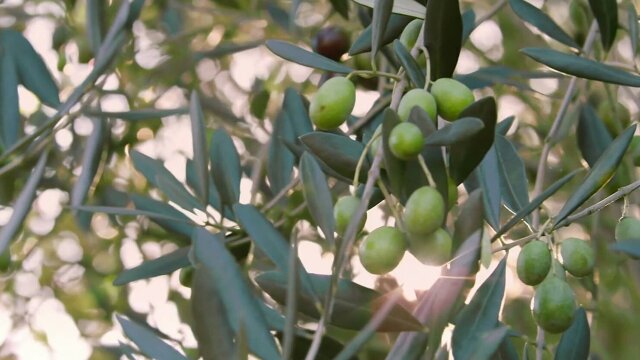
top-left (312, 26), bottom-right (350, 61)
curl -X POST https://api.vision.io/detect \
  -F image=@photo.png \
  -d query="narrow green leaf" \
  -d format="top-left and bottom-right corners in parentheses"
top-left (393, 40), bottom-right (426, 88)
top-left (424, 0), bottom-right (462, 80)
top-left (275, 332), bottom-right (348, 360)
top-left (266, 40), bottom-right (353, 74)
top-left (185, 160), bottom-right (230, 220)
top-left (267, 111), bottom-right (295, 195)
top-left (462, 9), bottom-right (476, 42)
top-left (554, 307), bottom-right (590, 360)
top-left (577, 103), bottom-right (613, 167)
top-left (588, 0), bottom-right (618, 51)
top-left (191, 265), bottom-right (237, 359)
top-left (509, 0), bottom-right (579, 48)
top-left (492, 170), bottom-right (579, 241)
top-left (283, 88), bottom-right (313, 137)
top-left (382, 108), bottom-right (406, 200)
top-left (130, 195), bottom-right (195, 239)
top-left (468, 326), bottom-right (510, 360)
top-left (452, 258), bottom-right (507, 359)
top-left (495, 335), bottom-right (520, 360)
top-left (353, 0), bottom-right (426, 18)
top-left (521, 48), bottom-right (640, 87)
top-left (210, 129), bottom-right (241, 209)
top-left (450, 97), bottom-right (498, 185)
top-left (255, 271), bottom-right (423, 332)
top-left (495, 135), bottom-right (529, 216)
top-left (330, 0), bottom-right (350, 19)
top-left (553, 125), bottom-right (637, 228)
top-left (372, 0), bottom-right (395, 59)
top-left (456, 65), bottom-right (562, 91)
top-left (86, 0), bottom-right (106, 55)
top-left (496, 116), bottom-right (516, 136)
top-left (266, 3), bottom-right (290, 31)
top-left (195, 41), bottom-right (263, 60)
top-left (116, 316), bottom-right (188, 360)
top-left (300, 153), bottom-right (336, 245)
top-left (349, 13), bottom-right (412, 55)
top-left (0, 50), bottom-right (20, 148)
top-left (0, 151), bottom-right (48, 255)
top-left (192, 229), bottom-right (281, 360)
top-left (478, 147), bottom-right (501, 231)
top-left (113, 247), bottom-right (191, 286)
top-left (299, 132), bottom-right (369, 182)
top-left (189, 92), bottom-right (209, 205)
top-left (130, 150), bottom-right (174, 188)
top-left (71, 118), bottom-right (107, 209)
top-left (156, 174), bottom-right (204, 213)
top-left (628, 4), bottom-right (638, 57)
top-left (609, 240), bottom-right (640, 257)
top-left (84, 108), bottom-right (189, 121)
top-left (424, 117), bottom-right (485, 146)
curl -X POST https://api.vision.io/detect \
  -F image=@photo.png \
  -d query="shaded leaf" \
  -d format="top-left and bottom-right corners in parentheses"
top-left (609, 240), bottom-right (640, 257)
top-left (495, 135), bottom-right (529, 216)
top-left (300, 153), bottom-right (335, 245)
top-left (577, 103), bottom-right (613, 167)
top-left (268, 111), bottom-right (296, 195)
top-left (553, 125), bottom-right (637, 228)
top-left (189, 92), bottom-right (209, 205)
top-left (353, 0), bottom-right (425, 18)
top-left (113, 247), bottom-right (191, 286)
top-left (275, 332), bottom-right (351, 360)
top-left (452, 258), bottom-right (507, 359)
top-left (450, 97), bottom-right (498, 185)
top-left (381, 108), bottom-right (406, 200)
top-left (0, 50), bottom-right (19, 148)
top-left (456, 65), bottom-right (562, 91)
top-left (210, 129), bottom-right (241, 209)
top-left (330, 0), bottom-right (350, 19)
top-left (283, 88), bottom-right (313, 137)
top-left (130, 150), bottom-right (175, 188)
top-left (371, 0), bottom-right (395, 59)
top-left (266, 40), bottom-right (353, 74)
top-left (555, 307), bottom-right (590, 360)
top-left (156, 174), bottom-right (204, 213)
top-left (509, 0), bottom-right (579, 48)
top-left (424, 0), bottom-right (462, 80)
top-left (588, 0), bottom-right (618, 51)
top-left (394, 40), bottom-right (426, 88)
top-left (462, 9), bottom-right (476, 42)
top-left (628, 4), bottom-right (638, 57)
top-left (424, 117), bottom-right (484, 146)
top-left (86, 0), bottom-right (106, 55)
top-left (349, 14), bottom-right (413, 55)
top-left (469, 326), bottom-right (510, 360)
top-left (84, 108), bottom-right (189, 121)
top-left (521, 48), bottom-right (640, 87)
top-left (192, 229), bottom-right (281, 360)
top-left (300, 132), bottom-right (369, 182)
top-left (71, 118), bottom-right (108, 210)
top-left (255, 271), bottom-right (423, 332)
top-left (195, 41), bottom-right (263, 60)
top-left (478, 147), bottom-right (501, 231)
top-left (117, 316), bottom-right (188, 360)
top-left (496, 116), bottom-right (516, 136)
top-left (131, 195), bottom-right (195, 239)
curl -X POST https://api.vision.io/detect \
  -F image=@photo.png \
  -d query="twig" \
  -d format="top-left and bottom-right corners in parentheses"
top-left (263, 177), bottom-right (300, 211)
top-left (492, 233), bottom-right (539, 253)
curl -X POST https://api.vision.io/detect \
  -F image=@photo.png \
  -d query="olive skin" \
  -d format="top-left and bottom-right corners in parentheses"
top-left (517, 240), bottom-right (551, 286)
top-left (560, 238), bottom-right (595, 277)
top-left (616, 217), bottom-right (640, 241)
top-left (430, 78), bottom-right (475, 121)
top-left (312, 26), bottom-right (350, 61)
top-left (532, 276), bottom-right (577, 333)
top-left (309, 77), bottom-right (356, 130)
top-left (403, 186), bottom-right (446, 236)
top-left (408, 228), bottom-right (452, 266)
top-left (358, 226), bottom-right (407, 275)
top-left (389, 122), bottom-right (425, 160)
top-left (397, 89), bottom-right (438, 122)
top-left (334, 195), bottom-right (367, 235)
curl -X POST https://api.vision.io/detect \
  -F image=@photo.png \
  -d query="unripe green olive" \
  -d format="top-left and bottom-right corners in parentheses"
top-left (389, 122), bottom-right (424, 160)
top-left (359, 226), bottom-right (407, 275)
top-left (403, 186), bottom-right (445, 236)
top-left (334, 195), bottom-right (367, 235)
top-left (615, 217), bottom-right (640, 241)
top-left (309, 77), bottom-right (356, 130)
top-left (560, 238), bottom-right (595, 277)
top-left (399, 19), bottom-right (423, 50)
top-left (408, 228), bottom-right (452, 266)
top-left (397, 89), bottom-right (437, 122)
top-left (430, 78), bottom-right (474, 120)
top-left (532, 276), bottom-right (577, 333)
top-left (517, 240), bottom-right (551, 286)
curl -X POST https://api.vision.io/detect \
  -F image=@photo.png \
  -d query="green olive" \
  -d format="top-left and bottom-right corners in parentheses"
top-left (407, 228), bottom-right (452, 266)
top-left (517, 240), bottom-right (551, 286)
top-left (397, 89), bottom-right (438, 122)
top-left (560, 238), bottom-right (595, 277)
top-left (334, 195), bottom-right (367, 235)
top-left (430, 78), bottom-right (474, 121)
top-left (403, 186), bottom-right (446, 236)
top-left (615, 217), bottom-right (640, 241)
top-left (309, 77), bottom-right (356, 130)
top-left (389, 122), bottom-right (424, 160)
top-left (532, 276), bottom-right (577, 333)
top-left (358, 226), bottom-right (407, 275)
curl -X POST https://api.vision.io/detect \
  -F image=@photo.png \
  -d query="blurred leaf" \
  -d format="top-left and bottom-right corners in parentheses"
top-left (86, 0), bottom-right (106, 55)
top-left (266, 3), bottom-right (290, 31)
top-left (424, 0), bottom-right (462, 80)
top-left (283, 88), bottom-right (313, 137)
top-left (521, 48), bottom-right (640, 87)
top-left (113, 247), bottom-right (191, 286)
top-left (0, 151), bottom-right (48, 255)
top-left (189, 92), bottom-right (209, 205)
top-left (330, 0), bottom-right (350, 18)
top-left (210, 129), bottom-right (241, 209)
top-left (71, 118), bottom-right (108, 220)
top-left (394, 40), bottom-right (426, 88)
top-left (275, 332), bottom-right (352, 360)
top-left (266, 40), bottom-right (353, 74)
top-left (116, 316), bottom-right (188, 360)
top-left (509, 0), bottom-right (579, 48)
top-left (255, 271), bottom-right (423, 332)
top-left (349, 14), bottom-right (412, 55)
top-left (424, 117), bottom-right (484, 146)
top-left (492, 170), bottom-right (579, 240)
top-left (588, 0), bottom-right (618, 51)
top-left (353, 0), bottom-right (426, 18)
top-left (195, 41), bottom-right (263, 60)
top-left (192, 229), bottom-right (281, 360)
top-left (553, 125), bottom-right (637, 228)
top-left (371, 0), bottom-right (394, 59)
top-left (496, 116), bottom-right (516, 136)
top-left (156, 174), bottom-right (204, 213)
top-left (191, 265), bottom-right (238, 359)
top-left (185, 160), bottom-right (229, 220)
top-left (466, 326), bottom-right (510, 360)
top-left (555, 307), bottom-right (590, 360)
top-left (450, 97), bottom-right (498, 185)
top-left (577, 103), bottom-right (613, 167)
top-left (0, 48), bottom-right (19, 148)
top-left (609, 240), bottom-right (640, 257)
top-left (456, 65), bottom-right (561, 91)
top-left (478, 147), bottom-right (501, 231)
top-left (84, 108), bottom-right (189, 120)
top-left (452, 258), bottom-right (507, 359)
top-left (130, 150), bottom-right (176, 188)
top-left (462, 9), bottom-right (476, 42)
top-left (131, 195), bottom-right (195, 239)
top-left (161, 5), bottom-right (182, 35)
top-left (250, 88), bottom-right (270, 119)
top-left (300, 132), bottom-right (369, 182)
top-left (300, 153), bottom-right (336, 245)
top-left (495, 335), bottom-right (520, 360)
top-left (628, 4), bottom-right (638, 56)
top-left (495, 135), bottom-right (529, 216)
top-left (268, 112), bottom-right (295, 195)
top-left (382, 108), bottom-right (406, 199)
